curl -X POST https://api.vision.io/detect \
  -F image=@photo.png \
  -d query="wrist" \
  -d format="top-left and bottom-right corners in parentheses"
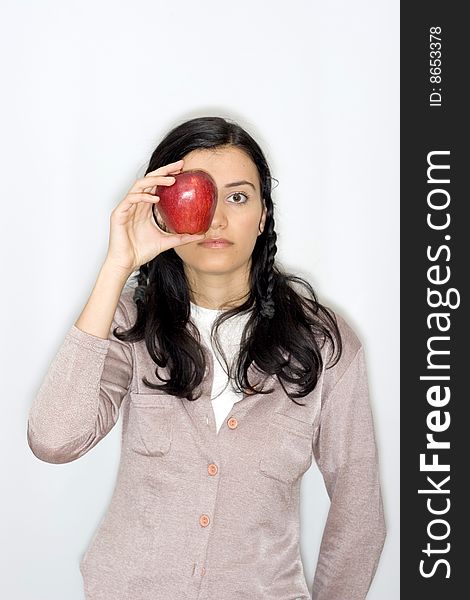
top-left (101, 259), bottom-right (134, 282)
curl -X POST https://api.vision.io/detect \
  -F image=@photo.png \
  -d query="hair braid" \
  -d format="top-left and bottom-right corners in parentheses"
top-left (260, 208), bottom-right (277, 319)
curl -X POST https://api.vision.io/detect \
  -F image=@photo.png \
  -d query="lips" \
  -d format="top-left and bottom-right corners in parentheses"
top-left (199, 238), bottom-right (233, 247)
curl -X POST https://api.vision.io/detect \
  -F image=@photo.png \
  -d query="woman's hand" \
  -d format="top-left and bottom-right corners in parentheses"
top-left (104, 159), bottom-right (206, 274)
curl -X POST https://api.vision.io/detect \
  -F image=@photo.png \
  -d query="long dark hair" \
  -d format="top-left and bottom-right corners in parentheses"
top-left (114, 116), bottom-right (342, 404)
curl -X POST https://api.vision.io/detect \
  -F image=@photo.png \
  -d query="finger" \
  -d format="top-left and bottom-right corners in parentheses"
top-left (133, 196), bottom-right (153, 222)
top-left (175, 233), bottom-right (207, 246)
top-left (130, 175), bottom-right (175, 194)
top-left (142, 184), bottom-right (157, 195)
top-left (146, 159), bottom-right (184, 177)
top-left (119, 192), bottom-right (160, 212)
top-left (163, 232), bottom-right (207, 245)
top-left (128, 193), bottom-right (160, 204)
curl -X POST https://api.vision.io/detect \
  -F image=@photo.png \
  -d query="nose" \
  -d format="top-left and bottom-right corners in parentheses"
top-left (208, 196), bottom-right (228, 232)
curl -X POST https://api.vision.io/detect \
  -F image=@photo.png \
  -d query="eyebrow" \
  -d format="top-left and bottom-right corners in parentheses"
top-left (224, 180), bottom-right (256, 191)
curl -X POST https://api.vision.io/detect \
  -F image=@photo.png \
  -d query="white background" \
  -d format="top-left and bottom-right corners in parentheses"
top-left (1, 0), bottom-right (399, 598)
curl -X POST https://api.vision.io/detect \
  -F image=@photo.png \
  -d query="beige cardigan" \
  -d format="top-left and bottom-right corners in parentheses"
top-left (27, 285), bottom-right (386, 600)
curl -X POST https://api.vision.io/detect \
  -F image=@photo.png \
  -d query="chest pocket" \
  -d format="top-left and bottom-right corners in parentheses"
top-left (259, 411), bottom-right (313, 484)
top-left (127, 393), bottom-right (175, 457)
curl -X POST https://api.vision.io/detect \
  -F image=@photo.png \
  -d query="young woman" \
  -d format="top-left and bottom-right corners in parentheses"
top-left (27, 116), bottom-right (386, 600)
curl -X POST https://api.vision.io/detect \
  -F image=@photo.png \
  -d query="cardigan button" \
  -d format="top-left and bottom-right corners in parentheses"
top-left (227, 417), bottom-right (238, 429)
top-left (199, 514), bottom-right (210, 527)
top-left (207, 463), bottom-right (218, 475)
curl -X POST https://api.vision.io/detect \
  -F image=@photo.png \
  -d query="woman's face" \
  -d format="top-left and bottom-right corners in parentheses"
top-left (171, 145), bottom-right (267, 279)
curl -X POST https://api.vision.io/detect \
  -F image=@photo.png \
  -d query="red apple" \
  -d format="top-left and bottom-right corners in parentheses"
top-left (153, 169), bottom-right (218, 234)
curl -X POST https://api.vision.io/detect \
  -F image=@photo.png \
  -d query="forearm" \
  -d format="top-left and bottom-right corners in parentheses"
top-left (312, 342), bottom-right (387, 599)
top-left (74, 260), bottom-right (133, 339)
top-left (28, 277), bottom-right (134, 463)
top-left (312, 457), bottom-right (386, 600)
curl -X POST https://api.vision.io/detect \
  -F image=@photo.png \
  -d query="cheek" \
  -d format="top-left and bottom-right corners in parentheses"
top-left (237, 209), bottom-right (262, 233)
top-left (173, 245), bottom-right (194, 264)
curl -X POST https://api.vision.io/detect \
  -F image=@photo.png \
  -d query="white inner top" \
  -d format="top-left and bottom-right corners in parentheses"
top-left (189, 301), bottom-right (252, 434)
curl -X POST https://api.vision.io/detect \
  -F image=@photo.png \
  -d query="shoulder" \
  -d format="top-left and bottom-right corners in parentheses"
top-left (320, 307), bottom-right (364, 398)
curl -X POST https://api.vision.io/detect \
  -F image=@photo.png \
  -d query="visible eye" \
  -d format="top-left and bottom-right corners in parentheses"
top-left (227, 191), bottom-right (249, 204)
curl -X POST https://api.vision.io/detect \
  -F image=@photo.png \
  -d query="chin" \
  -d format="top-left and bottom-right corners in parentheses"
top-left (198, 260), bottom-right (237, 273)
